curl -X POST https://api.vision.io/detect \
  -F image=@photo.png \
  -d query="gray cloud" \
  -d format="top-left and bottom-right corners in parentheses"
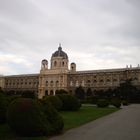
top-left (0, 0), bottom-right (139, 75)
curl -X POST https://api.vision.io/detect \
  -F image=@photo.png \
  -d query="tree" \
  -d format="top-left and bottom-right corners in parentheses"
top-left (119, 79), bottom-right (137, 101)
top-left (86, 88), bottom-right (92, 97)
top-left (55, 89), bottom-right (68, 95)
top-left (75, 86), bottom-right (85, 100)
top-left (0, 92), bottom-right (8, 123)
top-left (21, 90), bottom-right (36, 99)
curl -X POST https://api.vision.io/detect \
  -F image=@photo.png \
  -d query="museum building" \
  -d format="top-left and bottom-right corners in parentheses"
top-left (0, 44), bottom-right (140, 98)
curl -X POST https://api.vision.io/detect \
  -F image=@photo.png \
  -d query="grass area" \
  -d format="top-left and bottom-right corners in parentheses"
top-left (61, 105), bottom-right (119, 130)
top-left (0, 105), bottom-right (119, 140)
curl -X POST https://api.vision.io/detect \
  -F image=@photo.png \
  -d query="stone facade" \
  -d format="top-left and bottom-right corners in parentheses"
top-left (0, 75), bottom-right (5, 89)
top-left (68, 68), bottom-right (140, 94)
top-left (38, 45), bottom-right (69, 98)
top-left (2, 74), bottom-right (39, 94)
top-left (1, 45), bottom-right (140, 98)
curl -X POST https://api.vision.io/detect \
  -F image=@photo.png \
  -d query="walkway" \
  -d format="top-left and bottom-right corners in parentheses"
top-left (49, 104), bottom-right (140, 140)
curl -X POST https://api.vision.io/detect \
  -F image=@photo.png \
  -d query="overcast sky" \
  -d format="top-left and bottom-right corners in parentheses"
top-left (0, 0), bottom-right (140, 75)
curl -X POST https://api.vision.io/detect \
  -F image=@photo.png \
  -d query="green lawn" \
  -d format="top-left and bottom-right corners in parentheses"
top-left (61, 105), bottom-right (119, 130)
top-left (0, 105), bottom-right (119, 140)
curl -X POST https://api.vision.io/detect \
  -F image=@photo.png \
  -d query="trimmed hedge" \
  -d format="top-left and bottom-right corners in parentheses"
top-left (41, 101), bottom-right (64, 135)
top-left (90, 96), bottom-right (98, 104)
top-left (55, 89), bottom-right (68, 95)
top-left (42, 96), bottom-right (62, 111)
top-left (97, 99), bottom-right (109, 108)
top-left (111, 98), bottom-right (121, 108)
top-left (7, 98), bottom-right (64, 136)
top-left (122, 100), bottom-right (128, 106)
top-left (21, 91), bottom-right (36, 99)
top-left (7, 98), bottom-right (49, 136)
top-left (57, 94), bottom-right (81, 111)
top-left (0, 92), bottom-right (8, 123)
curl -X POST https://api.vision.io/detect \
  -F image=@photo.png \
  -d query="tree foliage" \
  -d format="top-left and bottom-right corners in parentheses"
top-left (75, 86), bottom-right (85, 100)
top-left (0, 92), bottom-right (8, 123)
top-left (7, 98), bottom-right (64, 136)
top-left (42, 96), bottom-right (62, 111)
top-left (55, 89), bottom-right (68, 95)
top-left (86, 88), bottom-right (92, 97)
top-left (57, 94), bottom-right (81, 111)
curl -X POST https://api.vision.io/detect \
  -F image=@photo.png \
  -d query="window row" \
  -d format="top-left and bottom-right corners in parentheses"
top-left (6, 81), bottom-right (39, 86)
top-left (46, 80), bottom-right (59, 87)
top-left (70, 79), bottom-right (119, 87)
top-left (53, 61), bottom-right (67, 67)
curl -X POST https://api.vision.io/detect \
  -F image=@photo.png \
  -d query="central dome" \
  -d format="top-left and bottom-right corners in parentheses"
top-left (51, 44), bottom-right (68, 59)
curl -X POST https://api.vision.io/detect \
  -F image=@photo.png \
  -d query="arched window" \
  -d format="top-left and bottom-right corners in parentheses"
top-left (54, 61), bottom-right (57, 66)
top-left (50, 90), bottom-right (54, 95)
top-left (45, 90), bottom-right (48, 96)
top-left (100, 79), bottom-right (104, 83)
top-left (93, 80), bottom-right (97, 83)
top-left (113, 79), bottom-right (117, 82)
top-left (87, 80), bottom-right (91, 87)
top-left (50, 81), bottom-right (53, 86)
top-left (87, 80), bottom-right (91, 83)
top-left (62, 61), bottom-right (65, 66)
top-left (46, 81), bottom-right (48, 86)
top-left (106, 79), bottom-right (110, 82)
top-left (56, 81), bottom-right (59, 87)
top-left (93, 80), bottom-right (97, 86)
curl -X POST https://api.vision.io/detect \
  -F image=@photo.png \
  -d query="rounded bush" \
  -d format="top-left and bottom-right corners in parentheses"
top-left (90, 96), bottom-right (98, 104)
top-left (55, 89), bottom-right (68, 95)
top-left (0, 93), bottom-right (8, 123)
top-left (21, 91), bottom-right (36, 99)
top-left (97, 99), bottom-right (109, 108)
top-left (41, 101), bottom-right (64, 135)
top-left (7, 98), bottom-right (49, 136)
top-left (42, 96), bottom-right (62, 111)
top-left (57, 94), bottom-right (81, 111)
top-left (111, 99), bottom-right (121, 108)
top-left (122, 100), bottom-right (128, 106)
top-left (7, 95), bottom-right (20, 104)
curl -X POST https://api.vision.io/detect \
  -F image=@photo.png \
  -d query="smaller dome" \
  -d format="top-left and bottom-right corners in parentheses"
top-left (42, 59), bottom-right (48, 62)
top-left (51, 44), bottom-right (68, 59)
top-left (42, 59), bottom-right (48, 65)
top-left (71, 62), bottom-right (76, 65)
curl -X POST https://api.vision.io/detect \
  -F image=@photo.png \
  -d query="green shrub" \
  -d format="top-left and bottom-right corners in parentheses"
top-left (122, 100), bottom-right (128, 106)
top-left (41, 101), bottom-right (64, 135)
top-left (90, 96), bottom-right (98, 104)
top-left (57, 94), bottom-right (81, 111)
top-left (55, 89), bottom-right (68, 95)
top-left (97, 99), bottom-right (109, 108)
top-left (42, 96), bottom-right (62, 111)
top-left (7, 98), bottom-right (49, 136)
top-left (111, 98), bottom-right (121, 108)
top-left (7, 95), bottom-right (20, 104)
top-left (21, 91), bottom-right (36, 99)
top-left (79, 99), bottom-right (89, 104)
top-left (0, 92), bottom-right (8, 123)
